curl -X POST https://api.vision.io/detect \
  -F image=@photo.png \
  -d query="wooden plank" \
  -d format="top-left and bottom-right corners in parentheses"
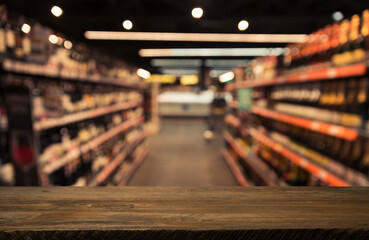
top-left (0, 187), bottom-right (368, 239)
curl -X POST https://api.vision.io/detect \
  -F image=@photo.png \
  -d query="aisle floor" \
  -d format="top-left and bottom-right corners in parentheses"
top-left (128, 118), bottom-right (238, 186)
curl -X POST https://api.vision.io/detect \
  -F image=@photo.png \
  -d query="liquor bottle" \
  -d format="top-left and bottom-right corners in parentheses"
top-left (14, 20), bottom-right (24, 60)
top-left (336, 80), bottom-right (346, 106)
top-left (348, 138), bottom-right (363, 170)
top-left (328, 137), bottom-right (341, 160)
top-left (332, 20), bottom-right (350, 66)
top-left (329, 23), bottom-right (341, 61)
top-left (340, 140), bottom-right (352, 166)
top-left (360, 10), bottom-right (369, 52)
top-left (0, 5), bottom-right (7, 56)
top-left (345, 78), bottom-right (358, 110)
top-left (357, 78), bottom-right (368, 129)
top-left (349, 14), bottom-right (365, 63)
top-left (320, 25), bottom-right (333, 63)
top-left (358, 140), bottom-right (369, 176)
top-left (4, 19), bottom-right (15, 58)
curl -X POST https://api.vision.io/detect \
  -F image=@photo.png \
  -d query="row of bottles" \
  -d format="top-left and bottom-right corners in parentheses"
top-left (32, 80), bottom-right (143, 121)
top-left (0, 4), bottom-right (141, 83)
top-left (273, 102), bottom-right (363, 128)
top-left (268, 77), bottom-right (369, 128)
top-left (38, 107), bottom-right (143, 168)
top-left (268, 130), bottom-right (368, 186)
top-left (271, 78), bottom-right (368, 108)
top-left (111, 137), bottom-right (148, 186)
top-left (284, 9), bottom-right (369, 70)
top-left (233, 56), bottom-right (278, 82)
top-left (49, 125), bottom-right (144, 186)
top-left (258, 144), bottom-right (327, 186)
top-left (254, 115), bottom-right (369, 180)
top-left (231, 9), bottom-right (369, 85)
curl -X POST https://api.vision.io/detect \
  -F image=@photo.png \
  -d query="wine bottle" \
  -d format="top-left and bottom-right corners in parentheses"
top-left (347, 14), bottom-right (363, 63)
top-left (4, 19), bottom-right (15, 58)
top-left (0, 5), bottom-right (7, 55)
top-left (332, 20), bottom-right (350, 66)
top-left (360, 10), bottom-right (369, 52)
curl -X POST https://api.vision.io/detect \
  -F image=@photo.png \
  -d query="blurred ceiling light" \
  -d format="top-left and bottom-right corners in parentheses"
top-left (21, 23), bottom-right (31, 34)
top-left (137, 68), bottom-right (151, 79)
top-left (219, 72), bottom-right (234, 83)
top-left (57, 37), bottom-right (63, 45)
top-left (238, 20), bottom-right (249, 31)
top-left (51, 6), bottom-right (63, 17)
top-left (161, 69), bottom-right (199, 76)
top-left (122, 20), bottom-right (133, 30)
top-left (332, 11), bottom-right (344, 21)
top-left (205, 59), bottom-right (250, 68)
top-left (139, 48), bottom-right (286, 57)
top-left (64, 40), bottom-right (73, 49)
top-left (85, 31), bottom-right (308, 43)
top-left (48, 34), bottom-right (58, 44)
top-left (146, 74), bottom-right (177, 83)
top-left (210, 69), bottom-right (229, 78)
top-left (152, 59), bottom-right (250, 69)
top-left (192, 7), bottom-right (203, 19)
top-left (152, 59), bottom-right (202, 67)
top-left (180, 75), bottom-right (199, 85)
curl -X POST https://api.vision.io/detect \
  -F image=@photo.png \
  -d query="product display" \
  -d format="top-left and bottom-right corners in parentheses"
top-left (225, 9), bottom-right (369, 186)
top-left (0, 5), bottom-right (148, 186)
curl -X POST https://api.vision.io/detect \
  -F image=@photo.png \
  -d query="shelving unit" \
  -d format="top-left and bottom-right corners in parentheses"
top-left (0, 3), bottom-right (152, 186)
top-left (0, 45), bottom-right (148, 187)
top-left (224, 114), bottom-right (241, 129)
top-left (42, 116), bottom-right (143, 175)
top-left (90, 131), bottom-right (147, 186)
top-left (118, 146), bottom-right (149, 186)
top-left (223, 131), bottom-right (283, 186)
top-left (248, 128), bottom-right (350, 186)
top-left (220, 148), bottom-right (249, 186)
top-left (1, 59), bottom-right (146, 90)
top-left (226, 62), bottom-right (367, 91)
top-left (223, 10), bottom-right (369, 187)
top-left (34, 100), bottom-right (142, 131)
top-left (228, 100), bottom-right (239, 109)
top-left (251, 107), bottom-right (358, 141)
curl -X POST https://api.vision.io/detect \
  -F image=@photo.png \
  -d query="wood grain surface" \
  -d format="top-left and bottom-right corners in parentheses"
top-left (0, 187), bottom-right (369, 239)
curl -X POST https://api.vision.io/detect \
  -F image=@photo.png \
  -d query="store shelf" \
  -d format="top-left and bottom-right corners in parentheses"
top-left (223, 131), bottom-right (246, 158)
top-left (1, 58), bottom-right (146, 90)
top-left (118, 147), bottom-right (149, 186)
top-left (224, 114), bottom-right (241, 129)
top-left (34, 100), bottom-right (142, 131)
top-left (248, 128), bottom-right (350, 186)
top-left (227, 63), bottom-right (367, 90)
top-left (252, 107), bottom-right (358, 141)
top-left (223, 131), bottom-right (278, 186)
top-left (42, 115), bottom-right (144, 175)
top-left (90, 132), bottom-right (147, 186)
top-left (221, 148), bottom-right (248, 186)
top-left (228, 100), bottom-right (239, 109)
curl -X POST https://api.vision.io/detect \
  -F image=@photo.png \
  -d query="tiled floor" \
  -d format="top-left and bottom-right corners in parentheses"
top-left (128, 118), bottom-right (238, 186)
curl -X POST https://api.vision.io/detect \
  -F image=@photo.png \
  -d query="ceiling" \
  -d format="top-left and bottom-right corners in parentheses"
top-left (3, 0), bottom-right (369, 73)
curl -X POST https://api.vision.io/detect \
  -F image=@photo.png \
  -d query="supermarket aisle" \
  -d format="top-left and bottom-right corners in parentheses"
top-left (128, 118), bottom-right (238, 186)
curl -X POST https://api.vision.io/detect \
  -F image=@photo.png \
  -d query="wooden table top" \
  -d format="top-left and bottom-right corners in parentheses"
top-left (0, 187), bottom-right (368, 239)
